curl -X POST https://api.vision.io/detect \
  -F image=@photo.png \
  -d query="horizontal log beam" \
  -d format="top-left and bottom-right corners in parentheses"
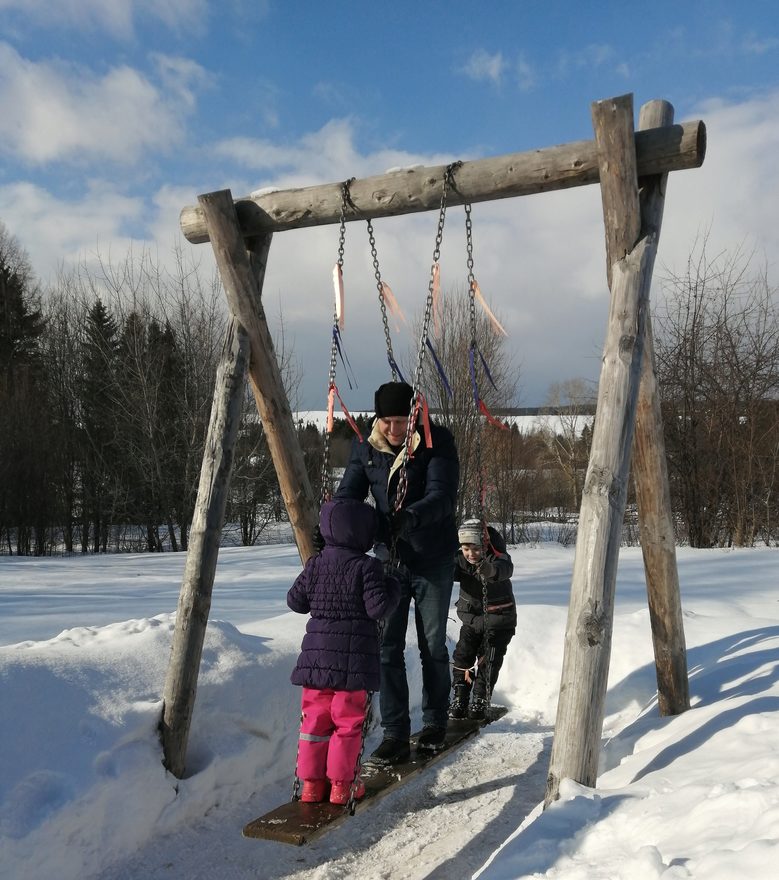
top-left (180, 119), bottom-right (706, 243)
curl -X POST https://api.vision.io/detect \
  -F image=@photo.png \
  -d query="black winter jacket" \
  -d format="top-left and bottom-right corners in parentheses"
top-left (335, 419), bottom-right (459, 568)
top-left (454, 527), bottom-right (516, 630)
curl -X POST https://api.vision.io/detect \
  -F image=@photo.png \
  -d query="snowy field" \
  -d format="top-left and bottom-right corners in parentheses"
top-left (1, 541), bottom-right (778, 879)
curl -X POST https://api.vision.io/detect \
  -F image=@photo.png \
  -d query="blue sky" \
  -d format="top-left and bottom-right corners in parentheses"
top-left (1, 1), bottom-right (778, 407)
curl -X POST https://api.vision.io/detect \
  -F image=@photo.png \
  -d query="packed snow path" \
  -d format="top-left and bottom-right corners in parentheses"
top-left (101, 718), bottom-right (549, 880)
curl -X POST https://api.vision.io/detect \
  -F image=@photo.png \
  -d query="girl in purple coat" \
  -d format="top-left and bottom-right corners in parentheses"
top-left (287, 498), bottom-right (400, 805)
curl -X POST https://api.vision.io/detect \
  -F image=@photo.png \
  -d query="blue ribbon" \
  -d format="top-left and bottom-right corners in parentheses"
top-left (427, 339), bottom-right (453, 398)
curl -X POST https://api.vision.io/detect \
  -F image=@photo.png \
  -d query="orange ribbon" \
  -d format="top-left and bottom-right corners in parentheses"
top-left (472, 279), bottom-right (507, 336)
top-left (327, 383), bottom-right (363, 442)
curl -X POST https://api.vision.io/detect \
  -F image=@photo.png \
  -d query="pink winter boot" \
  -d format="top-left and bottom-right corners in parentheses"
top-left (329, 778), bottom-right (366, 806)
top-left (300, 779), bottom-right (329, 803)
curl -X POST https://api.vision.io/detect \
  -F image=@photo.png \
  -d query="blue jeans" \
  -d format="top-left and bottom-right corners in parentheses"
top-left (379, 559), bottom-right (453, 739)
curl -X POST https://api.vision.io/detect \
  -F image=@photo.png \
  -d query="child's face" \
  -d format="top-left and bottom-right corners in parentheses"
top-left (461, 543), bottom-right (483, 565)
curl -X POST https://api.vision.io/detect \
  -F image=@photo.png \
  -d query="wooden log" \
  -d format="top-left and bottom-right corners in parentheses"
top-left (632, 100), bottom-right (690, 717)
top-left (197, 190), bottom-right (318, 564)
top-left (545, 94), bottom-right (654, 806)
top-left (160, 317), bottom-right (249, 778)
top-left (180, 119), bottom-right (706, 243)
top-left (596, 96), bottom-right (643, 290)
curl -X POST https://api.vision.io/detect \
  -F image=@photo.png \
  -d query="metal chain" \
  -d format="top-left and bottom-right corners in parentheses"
top-left (296, 223), bottom-right (359, 788)
top-left (319, 180), bottom-right (353, 505)
top-left (395, 162), bottom-right (461, 511)
top-left (367, 219), bottom-right (398, 380)
top-left (465, 197), bottom-right (493, 708)
top-left (480, 572), bottom-right (494, 707)
top-left (465, 200), bottom-right (486, 524)
top-left (345, 690), bottom-right (373, 815)
top-left (291, 709), bottom-right (304, 800)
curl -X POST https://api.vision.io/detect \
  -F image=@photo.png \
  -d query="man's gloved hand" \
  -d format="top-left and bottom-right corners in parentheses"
top-left (390, 509), bottom-right (416, 540)
top-left (478, 559), bottom-right (497, 581)
top-left (312, 524), bottom-right (325, 552)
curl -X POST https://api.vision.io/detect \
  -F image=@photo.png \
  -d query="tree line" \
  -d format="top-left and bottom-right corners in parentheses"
top-left (1, 222), bottom-right (777, 554)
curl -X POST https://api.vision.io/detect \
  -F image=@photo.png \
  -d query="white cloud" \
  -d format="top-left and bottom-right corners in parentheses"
top-left (741, 34), bottom-right (779, 55)
top-left (150, 53), bottom-right (212, 109)
top-left (202, 89), bottom-right (779, 407)
top-left (555, 43), bottom-right (621, 78)
top-left (0, 180), bottom-right (146, 281)
top-left (660, 89), bottom-right (779, 277)
top-left (0, 0), bottom-right (208, 40)
top-left (213, 118), bottom-right (452, 187)
top-left (462, 49), bottom-right (508, 86)
top-left (516, 53), bottom-right (536, 92)
top-left (0, 44), bottom-right (208, 164)
top-left (6, 88), bottom-right (779, 409)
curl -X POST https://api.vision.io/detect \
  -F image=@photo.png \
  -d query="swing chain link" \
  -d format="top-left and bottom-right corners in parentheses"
top-left (336, 178), bottom-right (354, 269)
top-left (464, 194), bottom-right (493, 707)
top-left (367, 218), bottom-right (397, 381)
top-left (320, 180), bottom-right (355, 504)
top-left (291, 709), bottom-right (304, 800)
top-left (465, 200), bottom-right (476, 286)
top-left (346, 690), bottom-right (373, 815)
top-left (480, 569), bottom-right (494, 707)
top-left (466, 200), bottom-right (486, 520)
top-left (395, 162), bottom-right (460, 512)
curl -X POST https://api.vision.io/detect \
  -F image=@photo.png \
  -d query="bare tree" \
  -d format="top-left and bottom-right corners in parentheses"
top-left (43, 246), bottom-right (227, 552)
top-left (409, 286), bottom-right (519, 523)
top-left (654, 238), bottom-right (779, 547)
top-left (540, 378), bottom-right (597, 513)
top-left (227, 302), bottom-right (304, 544)
top-left (482, 422), bottom-right (548, 542)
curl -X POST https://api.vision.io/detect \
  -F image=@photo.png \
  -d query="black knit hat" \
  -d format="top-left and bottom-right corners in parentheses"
top-left (374, 381), bottom-right (414, 418)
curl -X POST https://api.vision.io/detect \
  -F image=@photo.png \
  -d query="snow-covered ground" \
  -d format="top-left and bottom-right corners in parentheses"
top-left (1, 541), bottom-right (778, 879)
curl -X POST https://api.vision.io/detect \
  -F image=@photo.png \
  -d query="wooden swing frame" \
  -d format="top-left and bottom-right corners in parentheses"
top-left (160, 94), bottom-right (704, 809)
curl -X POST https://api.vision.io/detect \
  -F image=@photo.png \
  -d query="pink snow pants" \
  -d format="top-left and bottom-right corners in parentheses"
top-left (296, 687), bottom-right (368, 783)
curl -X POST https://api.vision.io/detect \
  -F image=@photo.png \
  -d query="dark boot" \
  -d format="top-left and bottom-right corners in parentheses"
top-left (449, 682), bottom-right (470, 719)
top-left (369, 737), bottom-right (411, 765)
top-left (468, 697), bottom-right (488, 720)
top-left (417, 725), bottom-right (447, 752)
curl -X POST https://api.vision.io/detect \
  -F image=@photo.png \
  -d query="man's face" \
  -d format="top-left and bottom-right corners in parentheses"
top-left (377, 416), bottom-right (408, 447)
top-left (461, 543), bottom-right (483, 564)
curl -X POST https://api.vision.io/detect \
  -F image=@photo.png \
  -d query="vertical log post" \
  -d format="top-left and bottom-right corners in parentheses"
top-left (545, 93), bottom-right (659, 805)
top-left (197, 190), bottom-right (318, 564)
top-left (160, 318), bottom-right (250, 778)
top-left (632, 101), bottom-right (690, 717)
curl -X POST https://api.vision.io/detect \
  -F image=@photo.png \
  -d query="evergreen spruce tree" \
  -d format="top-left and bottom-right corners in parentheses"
top-left (80, 299), bottom-right (120, 552)
top-left (0, 223), bottom-right (48, 554)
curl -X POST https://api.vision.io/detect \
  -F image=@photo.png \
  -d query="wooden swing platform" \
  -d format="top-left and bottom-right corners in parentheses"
top-left (242, 706), bottom-right (508, 845)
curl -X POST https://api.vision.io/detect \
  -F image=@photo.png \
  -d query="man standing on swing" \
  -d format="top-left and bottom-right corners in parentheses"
top-left (332, 380), bottom-right (459, 763)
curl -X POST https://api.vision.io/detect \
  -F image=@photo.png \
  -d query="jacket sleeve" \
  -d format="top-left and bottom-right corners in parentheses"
top-left (484, 527), bottom-right (514, 580)
top-left (334, 437), bottom-right (371, 501)
top-left (405, 428), bottom-right (459, 527)
top-left (453, 553), bottom-right (463, 583)
top-left (362, 558), bottom-right (400, 620)
top-left (286, 562), bottom-right (312, 614)
top-left (481, 550), bottom-right (514, 583)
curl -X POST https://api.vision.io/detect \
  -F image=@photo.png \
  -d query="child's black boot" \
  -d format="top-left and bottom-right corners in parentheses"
top-left (449, 682), bottom-right (470, 719)
top-left (468, 698), bottom-right (488, 721)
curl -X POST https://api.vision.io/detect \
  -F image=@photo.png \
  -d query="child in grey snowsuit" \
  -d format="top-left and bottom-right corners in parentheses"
top-left (450, 518), bottom-right (516, 720)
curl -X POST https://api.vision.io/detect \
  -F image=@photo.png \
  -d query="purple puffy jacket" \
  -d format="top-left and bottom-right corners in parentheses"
top-left (287, 498), bottom-right (400, 691)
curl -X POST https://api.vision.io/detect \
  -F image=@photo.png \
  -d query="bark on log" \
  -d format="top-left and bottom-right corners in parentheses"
top-left (632, 100), bottom-right (690, 718)
top-left (180, 119), bottom-right (706, 243)
top-left (197, 190), bottom-right (318, 564)
top-left (545, 94), bottom-right (653, 806)
top-left (160, 318), bottom-right (249, 778)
